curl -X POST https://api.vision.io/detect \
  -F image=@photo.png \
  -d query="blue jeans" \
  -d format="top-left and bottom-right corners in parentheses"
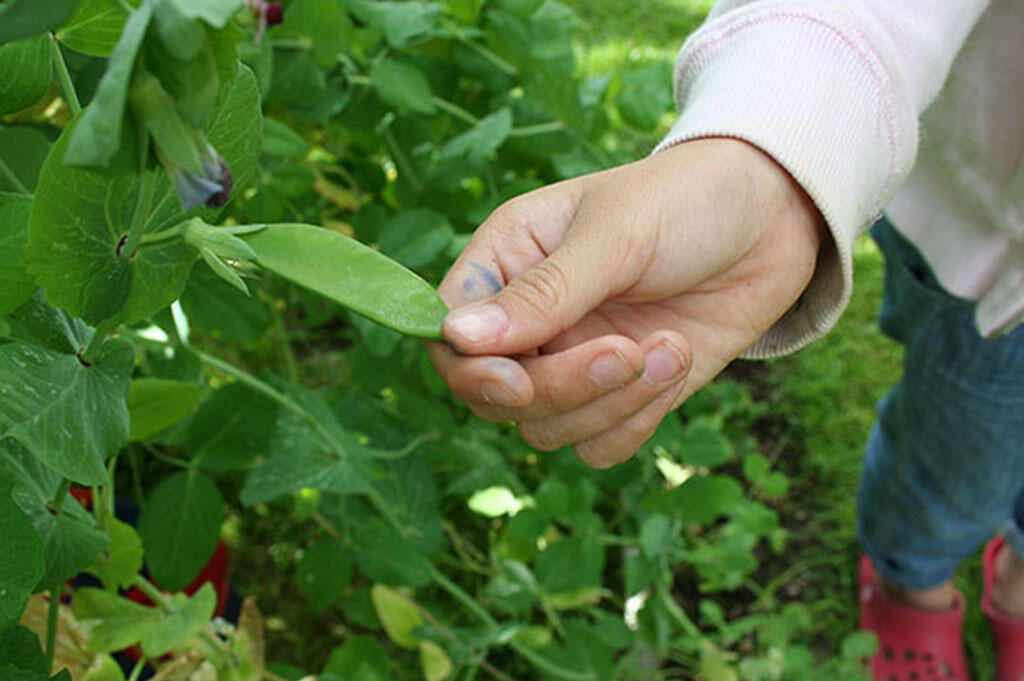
top-left (857, 218), bottom-right (1024, 590)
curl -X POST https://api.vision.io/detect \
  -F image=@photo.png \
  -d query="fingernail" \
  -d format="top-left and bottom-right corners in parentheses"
top-left (589, 351), bottom-right (636, 388)
top-left (445, 303), bottom-right (508, 345)
top-left (643, 342), bottom-right (686, 385)
top-left (480, 380), bottom-right (518, 407)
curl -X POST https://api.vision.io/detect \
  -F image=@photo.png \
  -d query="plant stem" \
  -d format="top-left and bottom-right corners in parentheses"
top-left (509, 121), bottom-right (565, 137)
top-left (120, 170), bottom-right (159, 259)
top-left (132, 574), bottom-right (172, 611)
top-left (656, 587), bottom-right (700, 638)
top-left (107, 0), bottom-right (134, 14)
top-left (138, 223), bottom-right (184, 246)
top-left (263, 292), bottom-right (299, 382)
top-left (433, 97), bottom-right (479, 126)
top-left (52, 478), bottom-right (71, 514)
top-left (0, 154), bottom-right (29, 193)
top-left (49, 35), bottom-right (82, 117)
top-left (508, 641), bottom-right (596, 681)
top-left (382, 124), bottom-right (424, 193)
top-left (262, 670), bottom-right (291, 681)
top-left (127, 658), bottom-right (146, 681)
top-left (427, 564), bottom-right (496, 627)
top-left (45, 585), bottom-right (61, 672)
top-left (440, 19), bottom-right (518, 76)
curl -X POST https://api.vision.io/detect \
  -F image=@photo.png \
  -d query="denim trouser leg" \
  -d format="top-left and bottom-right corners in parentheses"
top-left (856, 218), bottom-right (1024, 591)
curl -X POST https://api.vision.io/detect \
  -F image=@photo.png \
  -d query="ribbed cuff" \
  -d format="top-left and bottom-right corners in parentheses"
top-left (655, 2), bottom-right (918, 358)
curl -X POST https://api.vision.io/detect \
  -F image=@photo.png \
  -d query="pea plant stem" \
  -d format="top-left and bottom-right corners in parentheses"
top-left (0, 154), bottom-right (29, 193)
top-left (45, 584), bottom-right (62, 672)
top-left (121, 170), bottom-right (159, 259)
top-left (127, 657), bottom-right (147, 681)
top-left (49, 35), bottom-right (82, 117)
top-left (439, 18), bottom-right (518, 76)
top-left (138, 223), bottom-right (184, 246)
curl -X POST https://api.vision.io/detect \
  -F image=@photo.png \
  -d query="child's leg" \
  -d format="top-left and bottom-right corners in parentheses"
top-left (857, 218), bottom-right (1024, 604)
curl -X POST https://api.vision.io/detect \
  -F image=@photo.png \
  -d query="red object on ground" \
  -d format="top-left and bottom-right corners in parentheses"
top-left (982, 536), bottom-right (1024, 681)
top-left (858, 554), bottom-right (970, 681)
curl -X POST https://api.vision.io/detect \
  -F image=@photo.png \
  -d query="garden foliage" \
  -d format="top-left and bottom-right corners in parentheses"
top-left (0, 0), bottom-right (873, 679)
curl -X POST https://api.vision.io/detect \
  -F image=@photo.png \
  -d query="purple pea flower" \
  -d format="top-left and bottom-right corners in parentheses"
top-left (166, 140), bottom-right (234, 213)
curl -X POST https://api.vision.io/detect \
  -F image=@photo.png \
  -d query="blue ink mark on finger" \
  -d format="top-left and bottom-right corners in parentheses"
top-left (470, 262), bottom-right (503, 294)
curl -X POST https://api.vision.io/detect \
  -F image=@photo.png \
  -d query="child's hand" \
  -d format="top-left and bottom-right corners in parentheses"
top-left (426, 138), bottom-right (823, 468)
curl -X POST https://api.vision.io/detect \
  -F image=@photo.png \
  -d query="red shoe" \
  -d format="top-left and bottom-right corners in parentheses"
top-left (982, 536), bottom-right (1024, 681)
top-left (859, 554), bottom-right (971, 681)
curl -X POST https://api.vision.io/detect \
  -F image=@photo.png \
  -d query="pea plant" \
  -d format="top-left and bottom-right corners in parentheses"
top-left (0, 1), bottom-right (873, 680)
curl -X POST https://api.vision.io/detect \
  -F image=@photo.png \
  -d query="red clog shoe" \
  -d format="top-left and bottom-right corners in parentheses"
top-left (859, 554), bottom-right (971, 681)
top-left (982, 536), bottom-right (1024, 681)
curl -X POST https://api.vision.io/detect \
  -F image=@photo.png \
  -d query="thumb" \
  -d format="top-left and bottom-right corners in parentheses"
top-left (442, 234), bottom-right (623, 355)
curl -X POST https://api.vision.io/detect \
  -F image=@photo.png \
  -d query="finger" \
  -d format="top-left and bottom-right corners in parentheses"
top-left (466, 334), bottom-right (645, 422)
top-left (573, 378), bottom-right (691, 469)
top-left (424, 341), bottom-right (534, 414)
top-left (515, 332), bottom-right (691, 450)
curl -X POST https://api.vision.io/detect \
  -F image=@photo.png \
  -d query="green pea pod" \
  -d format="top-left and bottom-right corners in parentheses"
top-left (244, 223), bottom-right (448, 339)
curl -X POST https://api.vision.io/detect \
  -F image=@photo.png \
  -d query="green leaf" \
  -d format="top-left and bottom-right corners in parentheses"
top-left (64, 0), bottom-right (155, 167)
top-left (616, 62), bottom-right (671, 131)
top-left (276, 0), bottom-right (353, 67)
top-left (86, 517), bottom-right (144, 591)
top-left (26, 119), bottom-right (194, 327)
top-left (241, 449), bottom-right (370, 504)
top-left (296, 538), bottom-right (352, 613)
top-left (165, 0), bottom-right (243, 27)
top-left (137, 469), bottom-right (223, 590)
top-left (73, 587), bottom-right (160, 652)
top-left (674, 475), bottom-right (743, 526)
top-left (349, 0), bottom-right (441, 48)
top-left (372, 457), bottom-right (445, 556)
top-left (323, 636), bottom-right (391, 681)
top-left (37, 511), bottom-right (110, 588)
top-left (0, 0), bottom-right (78, 45)
top-left (139, 582), bottom-right (216, 657)
top-left (0, 35), bottom-right (53, 115)
top-left (440, 107), bottom-right (513, 166)
top-left (0, 339), bottom-right (133, 485)
top-left (6, 291), bottom-right (91, 354)
top-left (261, 117), bottom-right (307, 160)
top-left (378, 209), bottom-right (454, 269)
top-left (534, 537), bottom-right (604, 594)
top-left (0, 125), bottom-right (50, 192)
top-left (126, 378), bottom-right (201, 440)
top-left (419, 641), bottom-right (453, 681)
top-left (638, 513), bottom-right (672, 559)
top-left (57, 0), bottom-right (141, 57)
top-left (679, 419), bottom-right (732, 468)
top-left (370, 585), bottom-right (422, 649)
top-left (0, 192), bottom-right (37, 316)
top-left (81, 654), bottom-right (126, 681)
top-left (370, 57), bottom-right (436, 115)
top-left (0, 488), bottom-right (45, 628)
top-left (0, 624), bottom-right (47, 673)
top-left (742, 453), bottom-right (770, 483)
top-left (187, 382), bottom-right (278, 471)
top-left (350, 515), bottom-right (433, 587)
top-left (199, 63), bottom-right (263, 207)
top-left (245, 223), bottom-right (448, 338)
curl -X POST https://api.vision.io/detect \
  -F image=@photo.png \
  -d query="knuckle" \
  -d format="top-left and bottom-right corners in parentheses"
top-left (507, 259), bottom-right (570, 318)
top-left (517, 421), bottom-right (566, 452)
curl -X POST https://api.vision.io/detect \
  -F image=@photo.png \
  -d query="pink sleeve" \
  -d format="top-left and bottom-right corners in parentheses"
top-left (655, 0), bottom-right (992, 358)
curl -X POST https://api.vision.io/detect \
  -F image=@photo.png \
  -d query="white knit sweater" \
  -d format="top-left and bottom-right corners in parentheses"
top-left (655, 0), bottom-right (1022, 358)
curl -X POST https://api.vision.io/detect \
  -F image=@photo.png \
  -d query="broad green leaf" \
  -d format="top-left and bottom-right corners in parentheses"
top-left (370, 585), bottom-right (423, 649)
top-left (638, 513), bottom-right (672, 559)
top-left (445, 0), bottom-right (484, 23)
top-left (674, 475), bottom-right (744, 526)
top-left (350, 515), bottom-right (433, 587)
top-left (0, 0), bottom-right (78, 45)
top-left (261, 118), bottom-right (307, 160)
top-left (372, 457), bottom-right (445, 556)
top-left (199, 63), bottom-right (263, 209)
top-left (378, 209), bottom-right (454, 269)
top-left (0, 35), bottom-right (52, 115)
top-left (139, 582), bottom-right (216, 657)
top-left (165, 0), bottom-right (243, 27)
top-left (86, 517), bottom-right (144, 591)
top-left (137, 469), bottom-right (223, 590)
top-left (0, 624), bottom-right (47, 673)
top-left (679, 419), bottom-right (732, 468)
top-left (0, 668), bottom-right (61, 681)
top-left (534, 537), bottom-right (604, 594)
top-left (57, 0), bottom-right (142, 57)
top-left (0, 192), bottom-right (37, 316)
top-left (296, 538), bottom-right (352, 612)
top-left (440, 107), bottom-right (513, 165)
top-left (349, 0), bottom-right (441, 48)
top-left (275, 0), bottom-right (353, 68)
top-left (81, 654), bottom-right (126, 681)
top-left (0, 489), bottom-right (45, 628)
top-left (0, 339), bottom-right (133, 485)
top-left (64, 0), bottom-right (155, 166)
top-left (0, 125), bottom-right (50, 192)
top-left (187, 382), bottom-right (278, 471)
top-left (323, 636), bottom-right (391, 681)
top-left (73, 587), bottom-right (160, 652)
top-left (26, 120), bottom-right (194, 327)
top-left (419, 641), bottom-right (453, 681)
top-left (126, 378), bottom-right (201, 440)
top-left (616, 62), bottom-right (671, 132)
top-left (245, 223), bottom-right (448, 338)
top-left (6, 291), bottom-right (92, 355)
top-left (179, 262), bottom-right (270, 342)
top-left (241, 450), bottom-right (370, 504)
top-left (370, 57), bottom-right (436, 115)
top-left (37, 512), bottom-right (110, 588)
top-left (742, 453), bottom-right (770, 483)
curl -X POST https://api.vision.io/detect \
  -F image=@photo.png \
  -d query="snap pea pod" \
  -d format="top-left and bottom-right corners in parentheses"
top-left (244, 222), bottom-right (448, 339)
